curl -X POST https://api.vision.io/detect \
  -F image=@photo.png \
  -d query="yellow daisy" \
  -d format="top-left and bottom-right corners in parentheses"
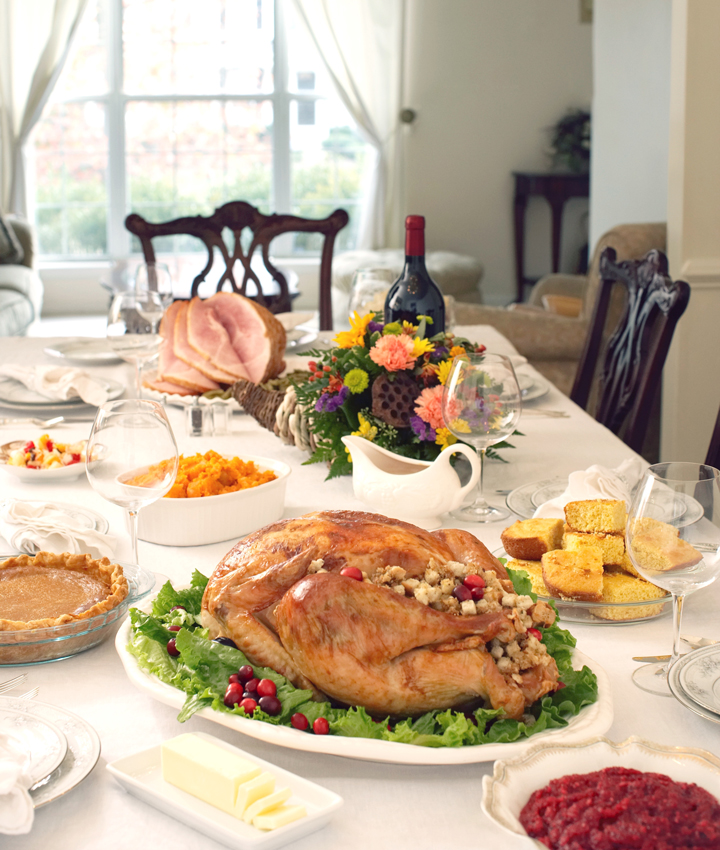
top-left (435, 428), bottom-right (457, 450)
top-left (333, 312), bottom-right (374, 349)
top-left (354, 413), bottom-right (378, 441)
top-left (436, 359), bottom-right (454, 385)
top-left (448, 417), bottom-right (471, 434)
top-left (412, 337), bottom-right (434, 358)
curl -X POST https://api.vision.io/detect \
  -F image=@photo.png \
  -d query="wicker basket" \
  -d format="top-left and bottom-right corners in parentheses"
top-left (231, 376), bottom-right (316, 454)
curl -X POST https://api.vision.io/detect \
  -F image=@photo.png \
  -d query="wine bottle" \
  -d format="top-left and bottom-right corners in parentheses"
top-left (384, 215), bottom-right (445, 334)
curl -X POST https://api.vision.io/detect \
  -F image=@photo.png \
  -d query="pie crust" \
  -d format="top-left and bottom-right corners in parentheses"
top-left (0, 551), bottom-right (129, 631)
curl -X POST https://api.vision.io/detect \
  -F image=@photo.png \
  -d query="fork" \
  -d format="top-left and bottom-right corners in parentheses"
top-left (0, 673), bottom-right (28, 695)
top-left (18, 687), bottom-right (39, 700)
top-left (0, 416), bottom-right (65, 428)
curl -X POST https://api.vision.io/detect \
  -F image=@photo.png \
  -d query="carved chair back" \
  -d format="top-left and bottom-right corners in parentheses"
top-left (125, 202), bottom-right (349, 330)
top-left (570, 247), bottom-right (690, 454)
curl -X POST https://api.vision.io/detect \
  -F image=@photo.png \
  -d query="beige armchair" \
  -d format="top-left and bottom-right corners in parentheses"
top-left (454, 223), bottom-right (667, 395)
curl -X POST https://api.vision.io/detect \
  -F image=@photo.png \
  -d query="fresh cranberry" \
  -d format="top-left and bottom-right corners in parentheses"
top-left (256, 679), bottom-right (277, 698)
top-left (258, 695), bottom-right (281, 716)
top-left (166, 638), bottom-right (179, 657)
top-left (291, 713), bottom-right (309, 731)
top-left (244, 677), bottom-right (259, 693)
top-left (463, 574), bottom-right (486, 590)
top-left (228, 673), bottom-right (242, 685)
top-left (340, 566), bottom-right (363, 581)
top-left (470, 586), bottom-right (485, 601)
top-left (452, 584), bottom-right (473, 603)
top-left (170, 605), bottom-right (186, 612)
top-left (240, 697), bottom-right (258, 714)
top-left (238, 665), bottom-right (254, 683)
top-left (223, 682), bottom-right (243, 707)
top-left (527, 628), bottom-right (542, 641)
top-left (168, 625), bottom-right (181, 632)
top-left (313, 717), bottom-right (330, 735)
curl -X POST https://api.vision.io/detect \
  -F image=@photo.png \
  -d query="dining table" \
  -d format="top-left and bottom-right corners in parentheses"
top-left (0, 324), bottom-right (718, 850)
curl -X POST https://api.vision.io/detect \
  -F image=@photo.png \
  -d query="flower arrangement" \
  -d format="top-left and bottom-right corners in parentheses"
top-left (291, 313), bottom-right (516, 479)
top-left (548, 108), bottom-right (591, 173)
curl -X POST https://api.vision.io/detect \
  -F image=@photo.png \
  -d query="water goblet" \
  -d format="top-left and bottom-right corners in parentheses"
top-left (107, 289), bottom-right (164, 398)
top-left (348, 268), bottom-right (395, 319)
top-left (135, 262), bottom-right (174, 310)
top-left (86, 399), bottom-right (179, 564)
top-left (441, 353), bottom-right (522, 522)
top-left (627, 462), bottom-right (720, 695)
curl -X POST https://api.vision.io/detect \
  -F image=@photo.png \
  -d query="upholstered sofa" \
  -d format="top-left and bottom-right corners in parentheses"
top-left (0, 214), bottom-right (44, 336)
top-left (454, 223), bottom-right (667, 395)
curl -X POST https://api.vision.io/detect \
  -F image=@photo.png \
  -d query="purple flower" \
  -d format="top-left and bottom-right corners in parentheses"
top-left (410, 414), bottom-right (436, 441)
top-left (315, 385), bottom-right (349, 413)
top-left (430, 346), bottom-right (448, 362)
top-left (368, 321), bottom-right (384, 334)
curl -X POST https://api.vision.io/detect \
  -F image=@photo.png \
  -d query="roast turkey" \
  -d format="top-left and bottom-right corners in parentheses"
top-left (201, 511), bottom-right (559, 719)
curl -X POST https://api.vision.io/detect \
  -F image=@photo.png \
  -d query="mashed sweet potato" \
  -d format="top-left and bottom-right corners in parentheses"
top-left (127, 450), bottom-right (277, 498)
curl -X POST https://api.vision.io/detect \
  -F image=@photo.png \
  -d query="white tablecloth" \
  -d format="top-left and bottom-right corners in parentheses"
top-left (0, 328), bottom-right (718, 850)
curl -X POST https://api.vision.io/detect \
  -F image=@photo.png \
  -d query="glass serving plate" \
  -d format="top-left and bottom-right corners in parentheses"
top-left (495, 548), bottom-right (671, 625)
top-left (0, 559), bottom-right (158, 665)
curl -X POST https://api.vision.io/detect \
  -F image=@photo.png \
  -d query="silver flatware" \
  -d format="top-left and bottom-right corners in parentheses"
top-left (0, 673), bottom-right (28, 694)
top-left (633, 654), bottom-right (674, 663)
top-left (0, 416), bottom-right (65, 428)
top-left (680, 634), bottom-right (719, 648)
top-left (18, 687), bottom-right (39, 700)
top-left (521, 409), bottom-right (570, 418)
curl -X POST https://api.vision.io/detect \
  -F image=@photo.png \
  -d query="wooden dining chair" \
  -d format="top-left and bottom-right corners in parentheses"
top-left (570, 247), bottom-right (690, 454)
top-left (705, 402), bottom-right (720, 469)
top-left (125, 202), bottom-right (349, 331)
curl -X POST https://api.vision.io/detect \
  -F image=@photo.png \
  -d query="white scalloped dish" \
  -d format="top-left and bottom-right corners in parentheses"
top-left (481, 736), bottom-right (720, 847)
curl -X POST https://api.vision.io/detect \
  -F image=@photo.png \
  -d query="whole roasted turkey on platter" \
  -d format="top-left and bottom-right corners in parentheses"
top-left (201, 511), bottom-right (560, 719)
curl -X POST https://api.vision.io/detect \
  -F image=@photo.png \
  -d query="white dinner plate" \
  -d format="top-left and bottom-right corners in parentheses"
top-left (0, 377), bottom-right (124, 412)
top-left (517, 373), bottom-right (550, 403)
top-left (43, 339), bottom-right (122, 365)
top-left (670, 644), bottom-right (720, 718)
top-left (107, 732), bottom-right (343, 850)
top-left (142, 372), bottom-right (241, 410)
top-left (481, 735), bottom-right (720, 847)
top-left (0, 440), bottom-right (88, 482)
top-left (0, 694), bottom-right (101, 807)
top-left (115, 620), bottom-right (613, 765)
top-left (0, 705), bottom-right (68, 786)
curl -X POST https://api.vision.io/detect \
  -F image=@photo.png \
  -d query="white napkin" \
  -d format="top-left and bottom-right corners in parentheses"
top-left (0, 734), bottom-right (34, 835)
top-left (0, 501), bottom-right (116, 559)
top-left (533, 458), bottom-right (646, 519)
top-left (0, 365), bottom-right (110, 406)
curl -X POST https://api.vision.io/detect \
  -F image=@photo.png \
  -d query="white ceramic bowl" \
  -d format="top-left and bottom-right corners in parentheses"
top-left (0, 440), bottom-right (88, 483)
top-left (137, 455), bottom-right (291, 546)
top-left (481, 736), bottom-right (720, 847)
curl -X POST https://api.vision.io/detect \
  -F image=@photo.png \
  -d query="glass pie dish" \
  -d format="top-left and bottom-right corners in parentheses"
top-left (0, 558), bottom-right (157, 665)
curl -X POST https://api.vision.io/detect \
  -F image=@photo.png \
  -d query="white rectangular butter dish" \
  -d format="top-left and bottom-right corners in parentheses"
top-left (107, 731), bottom-right (343, 850)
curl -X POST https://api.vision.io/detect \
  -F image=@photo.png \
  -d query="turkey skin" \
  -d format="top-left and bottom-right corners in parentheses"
top-left (201, 510), bottom-right (559, 718)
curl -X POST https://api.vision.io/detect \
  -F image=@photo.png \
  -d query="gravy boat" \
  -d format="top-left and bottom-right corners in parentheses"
top-left (341, 434), bottom-right (480, 529)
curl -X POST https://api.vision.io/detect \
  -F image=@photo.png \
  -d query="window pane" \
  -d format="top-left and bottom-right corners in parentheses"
top-left (56, 0), bottom-right (108, 98)
top-left (123, 0), bottom-right (274, 95)
top-left (31, 102), bottom-right (108, 255)
top-left (126, 99), bottom-right (273, 253)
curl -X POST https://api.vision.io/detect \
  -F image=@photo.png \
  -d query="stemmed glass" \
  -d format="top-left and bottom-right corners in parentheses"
top-left (135, 262), bottom-right (174, 310)
top-left (441, 353), bottom-right (522, 522)
top-left (348, 268), bottom-right (395, 318)
top-left (86, 399), bottom-right (178, 564)
top-left (627, 462), bottom-right (720, 695)
top-left (107, 289), bottom-right (164, 398)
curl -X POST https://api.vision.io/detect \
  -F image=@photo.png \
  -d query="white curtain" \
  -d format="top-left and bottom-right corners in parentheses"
top-left (0, 0), bottom-right (88, 215)
top-left (291, 0), bottom-right (406, 249)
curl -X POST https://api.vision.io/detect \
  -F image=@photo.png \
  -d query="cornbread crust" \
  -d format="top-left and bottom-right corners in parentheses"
top-left (563, 529), bottom-right (625, 566)
top-left (565, 499), bottom-right (626, 533)
top-left (507, 558), bottom-right (549, 596)
top-left (595, 570), bottom-right (668, 621)
top-left (541, 548), bottom-right (604, 602)
top-left (0, 552), bottom-right (128, 631)
top-left (501, 518), bottom-right (564, 561)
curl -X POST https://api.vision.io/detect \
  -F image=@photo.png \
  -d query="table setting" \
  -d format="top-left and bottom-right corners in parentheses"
top-left (0, 310), bottom-right (718, 850)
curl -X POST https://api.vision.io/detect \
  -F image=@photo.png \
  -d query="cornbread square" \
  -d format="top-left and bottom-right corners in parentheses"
top-left (501, 518), bottom-right (564, 561)
top-left (617, 551), bottom-right (641, 579)
top-left (541, 547), bottom-right (603, 601)
top-left (507, 558), bottom-right (549, 596)
top-left (629, 531), bottom-right (702, 573)
top-left (595, 570), bottom-right (668, 621)
top-left (564, 499), bottom-right (627, 533)
top-left (563, 530), bottom-right (625, 566)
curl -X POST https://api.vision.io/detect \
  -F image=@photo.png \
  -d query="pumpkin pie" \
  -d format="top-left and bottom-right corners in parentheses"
top-left (0, 551), bottom-right (128, 631)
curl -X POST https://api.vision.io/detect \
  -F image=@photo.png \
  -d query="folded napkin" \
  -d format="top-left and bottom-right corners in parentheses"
top-left (0, 365), bottom-right (110, 406)
top-left (0, 501), bottom-right (116, 560)
top-left (0, 734), bottom-right (34, 835)
top-left (533, 458), bottom-right (646, 519)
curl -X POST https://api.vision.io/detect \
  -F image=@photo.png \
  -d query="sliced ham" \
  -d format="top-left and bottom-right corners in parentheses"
top-left (142, 373), bottom-right (196, 396)
top-left (204, 291), bottom-right (286, 383)
top-left (186, 297), bottom-right (251, 381)
top-left (157, 302), bottom-right (221, 393)
top-left (174, 300), bottom-right (238, 384)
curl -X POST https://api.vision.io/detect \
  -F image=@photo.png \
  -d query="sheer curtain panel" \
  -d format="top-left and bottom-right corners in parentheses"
top-left (291, 0), bottom-right (405, 249)
top-left (0, 0), bottom-right (87, 214)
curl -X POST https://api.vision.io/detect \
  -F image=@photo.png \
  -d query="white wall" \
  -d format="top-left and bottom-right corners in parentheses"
top-left (403, 0), bottom-right (593, 305)
top-left (589, 0), bottom-right (672, 248)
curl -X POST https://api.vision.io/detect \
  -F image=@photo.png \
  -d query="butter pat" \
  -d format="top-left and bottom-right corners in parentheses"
top-left (242, 787), bottom-right (292, 824)
top-left (254, 804), bottom-right (308, 831)
top-left (234, 772), bottom-right (275, 817)
top-left (161, 733), bottom-right (261, 816)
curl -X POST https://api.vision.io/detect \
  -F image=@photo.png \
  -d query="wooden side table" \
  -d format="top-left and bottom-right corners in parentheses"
top-left (512, 171), bottom-right (590, 302)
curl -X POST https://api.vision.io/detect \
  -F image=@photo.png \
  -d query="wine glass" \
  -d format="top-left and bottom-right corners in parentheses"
top-left (135, 261), bottom-right (174, 309)
top-left (441, 353), bottom-right (522, 522)
top-left (348, 268), bottom-right (395, 319)
top-left (107, 289), bottom-right (164, 398)
top-left (627, 462), bottom-right (720, 695)
top-left (86, 399), bottom-right (179, 564)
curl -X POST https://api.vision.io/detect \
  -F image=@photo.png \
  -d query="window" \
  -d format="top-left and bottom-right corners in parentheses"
top-left (29, 0), bottom-right (368, 261)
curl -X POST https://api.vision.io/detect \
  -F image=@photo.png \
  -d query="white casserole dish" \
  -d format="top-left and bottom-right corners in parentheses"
top-left (137, 455), bottom-right (291, 547)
